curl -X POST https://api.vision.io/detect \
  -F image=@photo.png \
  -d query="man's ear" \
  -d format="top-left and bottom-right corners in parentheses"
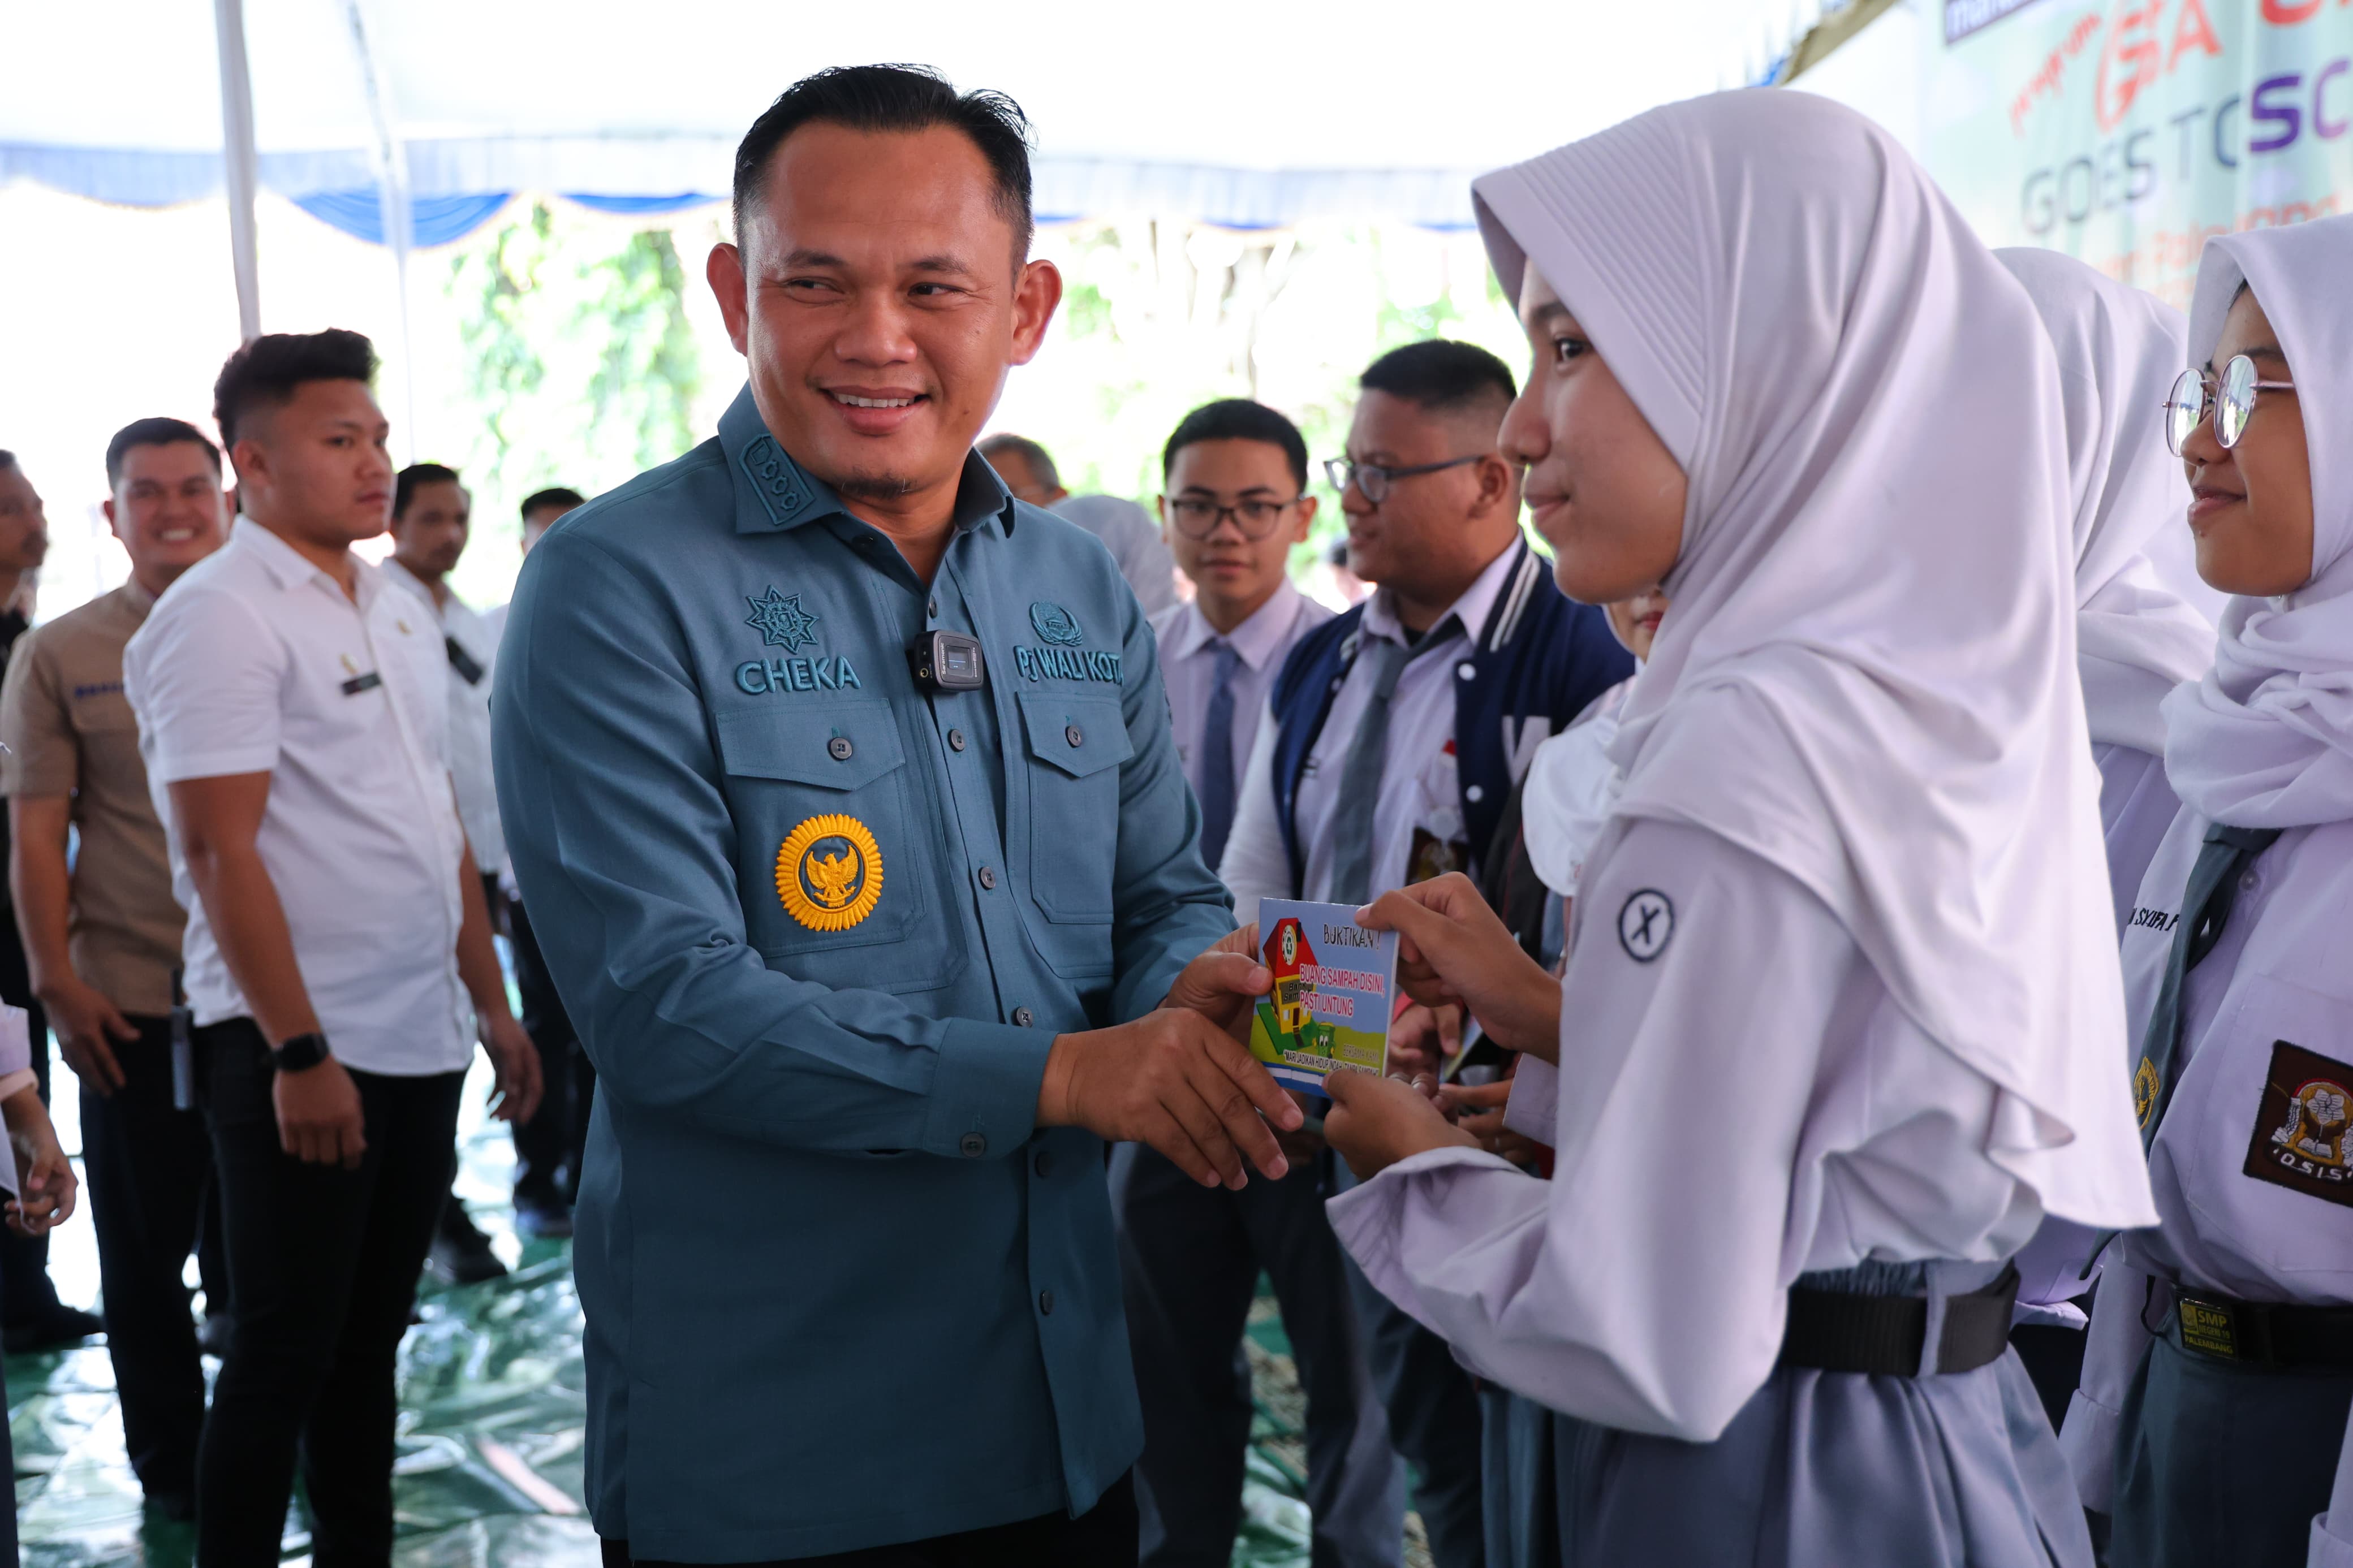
top-left (1470, 452), bottom-right (1518, 519)
top-left (1008, 258), bottom-right (1063, 368)
top-left (708, 243), bottom-right (751, 356)
top-left (1289, 495), bottom-right (1318, 545)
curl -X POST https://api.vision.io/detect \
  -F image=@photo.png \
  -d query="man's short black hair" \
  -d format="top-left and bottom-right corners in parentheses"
top-left (977, 434), bottom-right (1058, 492)
top-left (0, 452), bottom-right (15, 473)
top-left (1359, 340), bottom-right (1519, 419)
top-left (732, 64), bottom-right (1035, 259)
top-left (105, 418), bottom-right (221, 487)
top-left (520, 486), bottom-right (585, 524)
top-left (213, 329), bottom-right (378, 450)
top-left (1161, 400), bottom-right (1309, 492)
top-left (394, 463), bottom-right (462, 521)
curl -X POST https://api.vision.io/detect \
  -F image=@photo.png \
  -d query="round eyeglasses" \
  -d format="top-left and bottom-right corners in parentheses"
top-left (1322, 453), bottom-right (1483, 505)
top-left (1165, 495), bottom-right (1303, 541)
top-left (2165, 355), bottom-right (2296, 455)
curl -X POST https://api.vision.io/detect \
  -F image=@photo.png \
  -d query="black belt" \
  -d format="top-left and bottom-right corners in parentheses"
top-left (2169, 1289), bottom-right (2353, 1370)
top-left (1779, 1263), bottom-right (2019, 1376)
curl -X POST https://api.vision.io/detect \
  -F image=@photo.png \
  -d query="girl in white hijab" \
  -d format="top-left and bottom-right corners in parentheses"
top-left (2057, 214), bottom-right (2353, 1568)
top-left (1317, 89), bottom-right (2157, 1567)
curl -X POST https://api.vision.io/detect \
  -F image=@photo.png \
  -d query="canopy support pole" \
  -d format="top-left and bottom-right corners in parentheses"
top-left (344, 0), bottom-right (417, 459)
top-left (213, 0), bottom-right (261, 342)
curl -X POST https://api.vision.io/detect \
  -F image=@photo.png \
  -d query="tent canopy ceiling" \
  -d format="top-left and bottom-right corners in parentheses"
top-left (1, 0), bottom-right (1819, 232)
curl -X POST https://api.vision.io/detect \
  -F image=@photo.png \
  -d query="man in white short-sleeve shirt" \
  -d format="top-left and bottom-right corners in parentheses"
top-left (122, 329), bottom-right (541, 1565)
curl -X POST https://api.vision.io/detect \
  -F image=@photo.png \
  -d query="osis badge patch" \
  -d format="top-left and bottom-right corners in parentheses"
top-left (775, 814), bottom-right (884, 933)
top-left (2245, 1039), bottom-right (2353, 1208)
top-left (1617, 889), bottom-right (1674, 962)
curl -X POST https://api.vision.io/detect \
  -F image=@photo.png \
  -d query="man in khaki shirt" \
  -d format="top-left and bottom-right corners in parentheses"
top-left (0, 417), bottom-right (227, 1520)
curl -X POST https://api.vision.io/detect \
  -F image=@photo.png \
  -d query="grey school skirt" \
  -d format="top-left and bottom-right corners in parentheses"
top-left (1483, 1260), bottom-right (2091, 1568)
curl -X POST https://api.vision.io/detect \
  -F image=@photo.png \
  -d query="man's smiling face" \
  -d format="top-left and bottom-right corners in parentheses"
top-left (714, 121), bottom-right (1058, 512)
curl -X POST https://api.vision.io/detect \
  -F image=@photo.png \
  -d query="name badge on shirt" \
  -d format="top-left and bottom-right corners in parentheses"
top-left (341, 671), bottom-right (383, 697)
top-left (2245, 1039), bottom-right (2353, 1208)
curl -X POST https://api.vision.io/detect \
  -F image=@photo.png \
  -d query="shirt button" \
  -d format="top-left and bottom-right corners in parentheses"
top-left (2240, 871), bottom-right (2259, 891)
top-left (828, 736), bottom-right (854, 761)
top-left (928, 598), bottom-right (940, 617)
top-left (1065, 724), bottom-right (1084, 748)
top-left (959, 1132), bottom-right (987, 1158)
top-left (948, 728), bottom-right (967, 752)
top-left (1456, 660), bottom-right (1476, 681)
top-left (1012, 1006), bottom-right (1035, 1026)
top-left (1466, 784), bottom-right (1485, 804)
top-left (1038, 1289), bottom-right (1055, 1316)
top-left (1033, 1149), bottom-right (1053, 1177)
top-left (979, 866), bottom-right (998, 890)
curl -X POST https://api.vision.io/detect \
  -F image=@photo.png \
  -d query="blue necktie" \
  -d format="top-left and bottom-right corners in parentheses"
top-left (1323, 637), bottom-right (1412, 905)
top-left (1197, 640), bottom-right (1244, 872)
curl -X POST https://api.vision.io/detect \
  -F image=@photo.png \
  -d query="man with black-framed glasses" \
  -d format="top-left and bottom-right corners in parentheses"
top-left (1218, 340), bottom-right (1632, 1568)
top-left (1117, 399), bottom-right (1394, 1568)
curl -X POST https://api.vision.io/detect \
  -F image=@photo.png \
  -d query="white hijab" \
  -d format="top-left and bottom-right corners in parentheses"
top-left (2162, 215), bottom-right (2353, 828)
top-left (1522, 677), bottom-right (1633, 899)
top-left (1997, 247), bottom-right (2216, 757)
top-left (1474, 91), bottom-right (2152, 1228)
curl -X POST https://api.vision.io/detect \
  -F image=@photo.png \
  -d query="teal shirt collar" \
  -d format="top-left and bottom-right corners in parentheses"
top-left (717, 383), bottom-right (1015, 541)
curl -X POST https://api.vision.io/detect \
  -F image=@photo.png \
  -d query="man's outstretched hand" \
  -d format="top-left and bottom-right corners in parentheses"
top-left (1159, 923), bottom-right (1268, 1042)
top-left (1038, 976), bottom-right (1302, 1191)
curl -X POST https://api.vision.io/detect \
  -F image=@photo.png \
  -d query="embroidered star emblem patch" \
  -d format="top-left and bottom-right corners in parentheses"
top-left (745, 587), bottom-right (820, 653)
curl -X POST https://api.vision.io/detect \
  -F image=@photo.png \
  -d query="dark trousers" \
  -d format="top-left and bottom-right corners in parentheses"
top-left (0, 1249), bottom-right (16, 1568)
top-left (195, 1017), bottom-right (464, 1567)
top-left (1111, 1144), bottom-right (1402, 1568)
top-left (0, 987), bottom-right (63, 1328)
top-left (82, 1013), bottom-right (221, 1499)
top-left (507, 899), bottom-right (593, 1205)
top-left (1328, 1159), bottom-right (1485, 1568)
top-left (600, 1472), bottom-right (1137, 1567)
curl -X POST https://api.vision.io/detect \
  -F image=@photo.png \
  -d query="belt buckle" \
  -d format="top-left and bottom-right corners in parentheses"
top-left (2177, 1294), bottom-right (2242, 1360)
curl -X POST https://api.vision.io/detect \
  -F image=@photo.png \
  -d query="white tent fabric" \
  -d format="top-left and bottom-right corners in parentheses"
top-left (1, 1), bottom-right (1824, 230)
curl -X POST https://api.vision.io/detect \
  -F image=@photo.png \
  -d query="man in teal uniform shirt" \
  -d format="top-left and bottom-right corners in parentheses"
top-left (493, 66), bottom-right (1301, 1566)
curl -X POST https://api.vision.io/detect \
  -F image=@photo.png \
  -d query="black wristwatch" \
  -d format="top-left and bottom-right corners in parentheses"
top-left (270, 1031), bottom-right (331, 1073)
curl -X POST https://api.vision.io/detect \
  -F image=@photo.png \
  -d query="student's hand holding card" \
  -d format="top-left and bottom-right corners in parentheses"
top-left (1357, 874), bottom-right (1565, 1063)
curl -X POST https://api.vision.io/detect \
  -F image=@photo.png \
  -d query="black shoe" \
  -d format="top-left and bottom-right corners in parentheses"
top-left (514, 1194), bottom-right (574, 1241)
top-left (429, 1203), bottom-right (508, 1285)
top-left (196, 1311), bottom-right (234, 1360)
top-left (3, 1303), bottom-right (104, 1355)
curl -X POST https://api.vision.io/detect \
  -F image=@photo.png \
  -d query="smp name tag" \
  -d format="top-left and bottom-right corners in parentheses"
top-left (340, 671), bottom-right (384, 697)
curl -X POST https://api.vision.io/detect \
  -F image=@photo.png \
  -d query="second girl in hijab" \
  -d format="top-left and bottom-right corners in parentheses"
top-left (1318, 89), bottom-right (2157, 1567)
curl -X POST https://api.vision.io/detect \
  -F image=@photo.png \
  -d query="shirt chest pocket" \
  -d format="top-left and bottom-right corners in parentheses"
top-left (1016, 692), bottom-right (1132, 969)
top-left (713, 701), bottom-right (936, 975)
top-left (2188, 971), bottom-right (2353, 1277)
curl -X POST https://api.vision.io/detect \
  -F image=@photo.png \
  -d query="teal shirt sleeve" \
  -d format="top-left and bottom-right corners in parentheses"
top-left (494, 524), bottom-right (1050, 1159)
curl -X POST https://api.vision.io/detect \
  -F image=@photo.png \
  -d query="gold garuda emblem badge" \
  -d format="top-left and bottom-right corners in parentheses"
top-left (776, 814), bottom-right (884, 932)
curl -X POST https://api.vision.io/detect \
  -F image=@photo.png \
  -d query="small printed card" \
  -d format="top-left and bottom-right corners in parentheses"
top-left (1247, 900), bottom-right (1400, 1097)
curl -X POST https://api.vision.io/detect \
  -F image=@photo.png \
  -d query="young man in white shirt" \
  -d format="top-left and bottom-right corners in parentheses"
top-left (1217, 342), bottom-right (1635, 1568)
top-left (124, 330), bottom-right (542, 1565)
top-left (1114, 400), bottom-right (1394, 1566)
top-left (385, 463), bottom-right (519, 1275)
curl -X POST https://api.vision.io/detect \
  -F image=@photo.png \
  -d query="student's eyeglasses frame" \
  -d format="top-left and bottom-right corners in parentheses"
top-left (1322, 453), bottom-right (1484, 505)
top-left (2165, 355), bottom-right (2298, 456)
top-left (1165, 494), bottom-right (1307, 541)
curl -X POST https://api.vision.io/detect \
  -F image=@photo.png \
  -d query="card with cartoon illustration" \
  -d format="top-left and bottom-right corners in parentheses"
top-left (1247, 900), bottom-right (1399, 1097)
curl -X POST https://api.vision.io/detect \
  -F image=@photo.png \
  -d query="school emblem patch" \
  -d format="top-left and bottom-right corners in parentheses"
top-left (1029, 601), bottom-right (1084, 646)
top-left (2246, 1040), bottom-right (2353, 1208)
top-left (2134, 1057), bottom-right (2162, 1129)
top-left (775, 814), bottom-right (884, 933)
top-left (1617, 889), bottom-right (1674, 963)
top-left (745, 587), bottom-right (820, 653)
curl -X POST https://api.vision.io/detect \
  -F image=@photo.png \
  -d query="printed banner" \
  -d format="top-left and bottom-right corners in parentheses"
top-left (1920, 0), bottom-right (2353, 303)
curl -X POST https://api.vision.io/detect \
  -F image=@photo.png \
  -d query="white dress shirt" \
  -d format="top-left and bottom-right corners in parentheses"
top-left (1328, 816), bottom-right (2046, 1444)
top-left (2063, 811), bottom-right (2353, 1510)
top-left (1152, 582), bottom-right (1330, 831)
top-left (124, 519), bottom-right (474, 1077)
top-left (1219, 542), bottom-right (1521, 926)
top-left (385, 559), bottom-right (507, 880)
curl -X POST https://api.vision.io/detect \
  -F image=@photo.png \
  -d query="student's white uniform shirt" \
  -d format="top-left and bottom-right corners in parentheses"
top-left (1329, 813), bottom-right (2048, 1443)
top-left (2062, 811), bottom-right (2353, 1507)
top-left (1219, 542), bottom-right (1520, 926)
top-left (385, 559), bottom-right (507, 881)
top-left (123, 519), bottom-right (474, 1077)
top-left (1152, 583), bottom-right (1329, 845)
